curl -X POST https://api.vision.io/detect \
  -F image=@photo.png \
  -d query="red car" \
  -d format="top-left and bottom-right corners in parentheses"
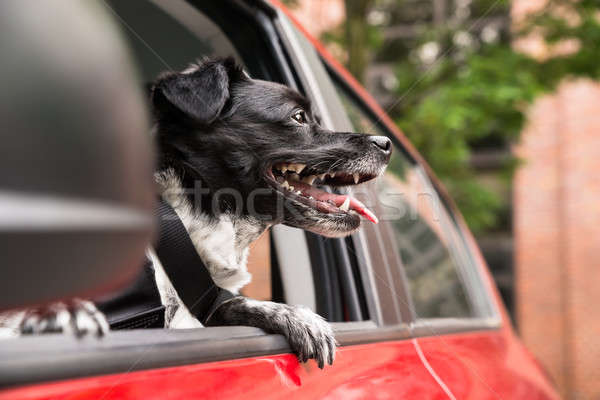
top-left (0, 0), bottom-right (559, 399)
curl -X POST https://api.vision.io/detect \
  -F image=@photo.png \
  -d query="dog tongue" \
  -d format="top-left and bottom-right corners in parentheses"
top-left (334, 195), bottom-right (379, 224)
top-left (292, 181), bottom-right (378, 224)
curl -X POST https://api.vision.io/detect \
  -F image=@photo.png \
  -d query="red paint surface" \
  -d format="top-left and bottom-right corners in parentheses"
top-left (0, 341), bottom-right (446, 400)
top-left (415, 331), bottom-right (560, 399)
top-left (0, 331), bottom-right (559, 400)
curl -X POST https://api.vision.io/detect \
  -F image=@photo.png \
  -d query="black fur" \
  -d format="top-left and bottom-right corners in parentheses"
top-left (151, 57), bottom-right (391, 237)
top-left (206, 298), bottom-right (336, 368)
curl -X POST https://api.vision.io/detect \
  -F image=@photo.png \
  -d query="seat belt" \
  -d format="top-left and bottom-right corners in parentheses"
top-left (99, 199), bottom-right (236, 329)
top-left (154, 199), bottom-right (236, 325)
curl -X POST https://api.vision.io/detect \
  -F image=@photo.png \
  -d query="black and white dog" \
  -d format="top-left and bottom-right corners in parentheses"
top-left (2, 58), bottom-right (391, 369)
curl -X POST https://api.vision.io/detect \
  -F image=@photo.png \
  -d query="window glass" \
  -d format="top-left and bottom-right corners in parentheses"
top-left (331, 76), bottom-right (485, 319)
top-left (105, 0), bottom-right (242, 82)
top-left (105, 0), bottom-right (282, 82)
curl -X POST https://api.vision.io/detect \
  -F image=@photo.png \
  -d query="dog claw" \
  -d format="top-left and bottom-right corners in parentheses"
top-left (277, 304), bottom-right (336, 369)
top-left (207, 298), bottom-right (336, 368)
top-left (283, 305), bottom-right (335, 368)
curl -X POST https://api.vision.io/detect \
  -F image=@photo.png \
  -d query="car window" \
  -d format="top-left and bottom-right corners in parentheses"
top-left (379, 158), bottom-right (473, 318)
top-left (330, 73), bottom-right (494, 320)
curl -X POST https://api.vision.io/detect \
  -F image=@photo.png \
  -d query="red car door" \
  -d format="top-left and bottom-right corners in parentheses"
top-left (0, 341), bottom-right (457, 400)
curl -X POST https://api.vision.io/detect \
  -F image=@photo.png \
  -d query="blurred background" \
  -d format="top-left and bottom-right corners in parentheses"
top-left (282, 0), bottom-right (600, 398)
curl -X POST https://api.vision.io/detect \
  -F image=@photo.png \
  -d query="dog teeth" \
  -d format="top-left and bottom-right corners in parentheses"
top-left (328, 172), bottom-right (336, 178)
top-left (339, 197), bottom-right (350, 212)
top-left (303, 175), bottom-right (316, 185)
top-left (295, 190), bottom-right (302, 195)
top-left (277, 163), bottom-right (307, 174)
top-left (282, 180), bottom-right (289, 189)
top-left (293, 163), bottom-right (306, 174)
top-left (289, 185), bottom-right (295, 191)
top-left (318, 173), bottom-right (327, 181)
top-left (353, 173), bottom-right (360, 184)
top-left (289, 173), bottom-right (301, 181)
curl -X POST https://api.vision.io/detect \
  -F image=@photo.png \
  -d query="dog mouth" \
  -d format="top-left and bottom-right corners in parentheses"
top-left (265, 162), bottom-right (379, 224)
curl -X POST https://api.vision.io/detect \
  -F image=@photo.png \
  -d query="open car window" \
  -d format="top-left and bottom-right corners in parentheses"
top-left (103, 0), bottom-right (371, 325)
top-left (102, 0), bottom-right (312, 312)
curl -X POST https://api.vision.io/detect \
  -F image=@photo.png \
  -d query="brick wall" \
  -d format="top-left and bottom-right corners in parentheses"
top-left (514, 79), bottom-right (600, 399)
top-left (286, 0), bottom-right (344, 37)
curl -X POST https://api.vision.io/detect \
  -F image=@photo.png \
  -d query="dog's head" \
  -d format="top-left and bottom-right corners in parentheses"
top-left (151, 58), bottom-right (391, 237)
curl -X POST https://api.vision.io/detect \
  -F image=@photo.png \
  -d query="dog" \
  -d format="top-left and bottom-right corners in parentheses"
top-left (2, 57), bottom-right (391, 369)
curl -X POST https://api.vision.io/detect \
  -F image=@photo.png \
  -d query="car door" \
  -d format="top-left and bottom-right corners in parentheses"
top-left (0, 1), bottom-right (453, 399)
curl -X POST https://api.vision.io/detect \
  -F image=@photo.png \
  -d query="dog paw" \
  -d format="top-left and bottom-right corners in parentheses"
top-left (20, 299), bottom-right (109, 337)
top-left (283, 305), bottom-right (337, 368)
top-left (207, 298), bottom-right (336, 368)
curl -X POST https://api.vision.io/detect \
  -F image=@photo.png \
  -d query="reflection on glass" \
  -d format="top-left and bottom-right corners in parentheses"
top-left (379, 156), bottom-right (471, 318)
top-left (334, 80), bottom-right (473, 318)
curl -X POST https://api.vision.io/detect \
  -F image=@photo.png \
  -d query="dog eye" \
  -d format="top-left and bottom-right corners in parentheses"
top-left (291, 110), bottom-right (307, 124)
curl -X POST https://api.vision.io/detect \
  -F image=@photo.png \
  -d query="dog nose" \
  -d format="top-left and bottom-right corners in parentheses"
top-left (369, 136), bottom-right (392, 155)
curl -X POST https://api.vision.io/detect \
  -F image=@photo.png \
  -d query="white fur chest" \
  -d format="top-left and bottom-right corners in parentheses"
top-left (153, 169), bottom-right (266, 328)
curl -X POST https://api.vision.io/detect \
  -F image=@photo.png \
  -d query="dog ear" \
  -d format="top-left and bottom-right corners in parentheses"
top-left (152, 58), bottom-right (237, 125)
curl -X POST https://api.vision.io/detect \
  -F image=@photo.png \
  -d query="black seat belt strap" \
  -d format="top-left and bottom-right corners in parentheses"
top-left (155, 199), bottom-right (235, 325)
